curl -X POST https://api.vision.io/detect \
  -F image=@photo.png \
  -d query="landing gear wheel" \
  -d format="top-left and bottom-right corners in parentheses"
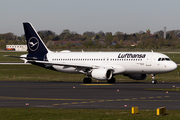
top-left (151, 80), bottom-right (157, 84)
top-left (151, 74), bottom-right (157, 84)
top-left (83, 78), bottom-right (92, 83)
top-left (107, 77), bottom-right (116, 83)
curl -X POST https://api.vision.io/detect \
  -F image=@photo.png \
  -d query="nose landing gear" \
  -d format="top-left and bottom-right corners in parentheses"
top-left (151, 74), bottom-right (157, 84)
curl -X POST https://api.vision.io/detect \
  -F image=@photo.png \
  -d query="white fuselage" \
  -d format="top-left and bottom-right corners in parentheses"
top-left (21, 22), bottom-right (177, 83)
top-left (46, 51), bottom-right (177, 75)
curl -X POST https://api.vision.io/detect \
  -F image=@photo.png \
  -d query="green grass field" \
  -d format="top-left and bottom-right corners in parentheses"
top-left (0, 65), bottom-right (180, 83)
top-left (165, 53), bottom-right (180, 63)
top-left (0, 51), bottom-right (27, 62)
top-left (0, 108), bottom-right (180, 120)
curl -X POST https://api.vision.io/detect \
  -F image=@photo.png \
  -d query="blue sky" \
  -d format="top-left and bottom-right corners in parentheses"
top-left (1, 0), bottom-right (180, 36)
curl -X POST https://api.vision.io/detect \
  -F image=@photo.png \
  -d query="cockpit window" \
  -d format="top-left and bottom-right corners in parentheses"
top-left (158, 58), bottom-right (171, 61)
top-left (165, 58), bottom-right (171, 61)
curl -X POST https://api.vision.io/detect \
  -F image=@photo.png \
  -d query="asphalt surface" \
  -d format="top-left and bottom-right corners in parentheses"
top-left (0, 81), bottom-right (180, 110)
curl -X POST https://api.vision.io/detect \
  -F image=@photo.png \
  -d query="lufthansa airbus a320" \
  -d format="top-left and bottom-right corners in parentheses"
top-left (13, 22), bottom-right (177, 83)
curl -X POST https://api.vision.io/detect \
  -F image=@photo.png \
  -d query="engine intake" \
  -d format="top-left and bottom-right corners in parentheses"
top-left (91, 69), bottom-right (112, 80)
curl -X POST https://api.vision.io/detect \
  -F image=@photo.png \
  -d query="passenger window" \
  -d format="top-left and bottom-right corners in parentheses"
top-left (158, 58), bottom-right (161, 61)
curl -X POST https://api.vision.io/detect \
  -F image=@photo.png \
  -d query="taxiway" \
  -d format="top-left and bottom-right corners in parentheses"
top-left (0, 81), bottom-right (179, 110)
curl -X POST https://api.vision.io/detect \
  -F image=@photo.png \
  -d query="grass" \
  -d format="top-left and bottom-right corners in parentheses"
top-left (0, 108), bottom-right (180, 120)
top-left (0, 64), bottom-right (180, 82)
top-left (165, 53), bottom-right (180, 63)
top-left (0, 65), bottom-right (84, 81)
top-left (0, 51), bottom-right (27, 62)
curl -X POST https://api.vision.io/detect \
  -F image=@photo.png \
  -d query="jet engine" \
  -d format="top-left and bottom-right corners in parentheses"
top-left (124, 74), bottom-right (147, 80)
top-left (91, 69), bottom-right (112, 80)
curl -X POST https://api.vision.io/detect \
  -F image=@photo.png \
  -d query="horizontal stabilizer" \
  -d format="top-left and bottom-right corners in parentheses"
top-left (4, 55), bottom-right (39, 60)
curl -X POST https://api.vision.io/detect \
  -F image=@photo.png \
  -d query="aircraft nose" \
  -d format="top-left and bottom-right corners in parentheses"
top-left (168, 62), bottom-right (177, 71)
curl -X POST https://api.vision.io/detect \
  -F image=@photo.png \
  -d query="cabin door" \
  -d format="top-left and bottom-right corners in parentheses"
top-left (146, 54), bottom-right (152, 66)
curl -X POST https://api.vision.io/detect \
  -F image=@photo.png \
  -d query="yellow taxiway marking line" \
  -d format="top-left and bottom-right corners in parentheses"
top-left (128, 100), bottom-right (180, 102)
top-left (98, 100), bottom-right (105, 102)
top-left (81, 102), bottom-right (88, 104)
top-left (132, 98), bottom-right (138, 100)
top-left (115, 99), bottom-right (122, 101)
top-left (53, 104), bottom-right (59, 106)
top-left (71, 102), bottom-right (78, 104)
top-left (81, 84), bottom-right (113, 86)
top-left (0, 96), bottom-right (95, 101)
top-left (149, 97), bottom-right (154, 99)
top-left (52, 95), bottom-right (174, 106)
top-left (62, 103), bottom-right (69, 105)
top-left (60, 99), bottom-right (180, 106)
top-left (123, 99), bottom-right (130, 101)
top-left (0, 96), bottom-right (173, 106)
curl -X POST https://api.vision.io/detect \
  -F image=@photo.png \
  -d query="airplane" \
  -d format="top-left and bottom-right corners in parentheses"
top-left (15, 22), bottom-right (178, 84)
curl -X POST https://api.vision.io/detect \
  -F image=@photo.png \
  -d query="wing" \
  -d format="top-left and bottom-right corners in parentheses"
top-left (28, 60), bottom-right (101, 69)
top-left (30, 61), bottom-right (125, 74)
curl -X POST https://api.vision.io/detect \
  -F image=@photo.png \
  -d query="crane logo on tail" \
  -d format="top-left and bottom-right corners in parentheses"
top-left (28, 37), bottom-right (39, 51)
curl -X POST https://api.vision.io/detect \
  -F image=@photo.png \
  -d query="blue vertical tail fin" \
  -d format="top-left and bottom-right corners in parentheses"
top-left (23, 22), bottom-right (50, 54)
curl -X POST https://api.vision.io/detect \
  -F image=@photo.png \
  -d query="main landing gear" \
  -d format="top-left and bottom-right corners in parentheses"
top-left (83, 77), bottom-right (92, 83)
top-left (107, 77), bottom-right (116, 83)
top-left (151, 74), bottom-right (157, 84)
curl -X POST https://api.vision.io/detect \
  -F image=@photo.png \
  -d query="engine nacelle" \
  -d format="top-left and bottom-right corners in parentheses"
top-left (91, 69), bottom-right (112, 80)
top-left (124, 74), bottom-right (147, 80)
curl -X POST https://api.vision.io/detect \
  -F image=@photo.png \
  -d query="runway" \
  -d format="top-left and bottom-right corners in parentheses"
top-left (0, 81), bottom-right (180, 110)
